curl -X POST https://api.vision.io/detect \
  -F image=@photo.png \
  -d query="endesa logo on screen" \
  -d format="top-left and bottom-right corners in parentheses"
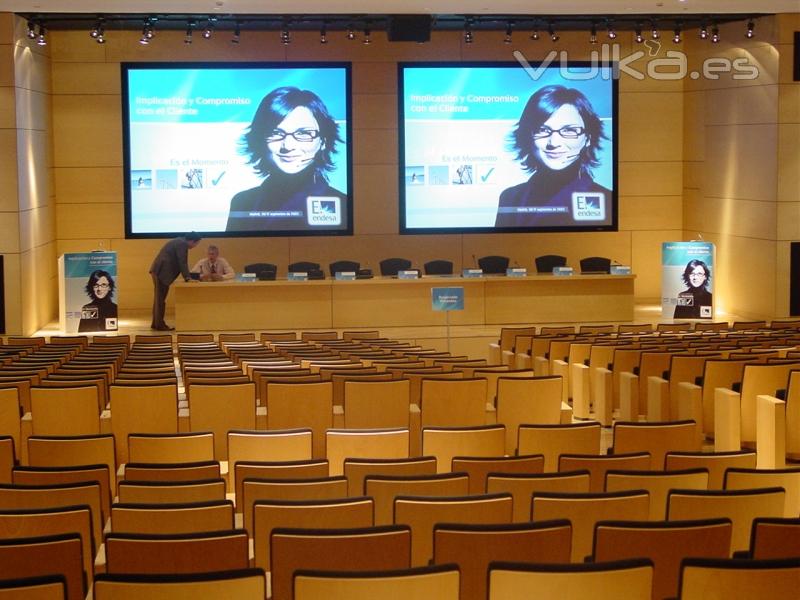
top-left (306, 197), bottom-right (342, 226)
top-left (571, 193), bottom-right (606, 221)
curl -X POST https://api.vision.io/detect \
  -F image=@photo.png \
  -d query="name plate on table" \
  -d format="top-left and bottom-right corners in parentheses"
top-left (237, 273), bottom-right (257, 282)
top-left (287, 272), bottom-right (308, 281)
top-left (462, 268), bottom-right (483, 278)
top-left (398, 270), bottom-right (419, 279)
top-left (553, 266), bottom-right (574, 276)
top-left (506, 267), bottom-right (527, 277)
top-left (335, 271), bottom-right (357, 281)
top-left (610, 265), bottom-right (632, 275)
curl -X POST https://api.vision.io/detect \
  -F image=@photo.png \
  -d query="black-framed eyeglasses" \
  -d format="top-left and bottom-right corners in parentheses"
top-left (532, 125), bottom-right (586, 140)
top-left (265, 129), bottom-right (320, 143)
top-left (93, 283), bottom-right (110, 289)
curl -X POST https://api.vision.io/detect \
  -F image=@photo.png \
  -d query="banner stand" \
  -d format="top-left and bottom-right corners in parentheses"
top-left (431, 286), bottom-right (465, 354)
top-left (661, 242), bottom-right (715, 320)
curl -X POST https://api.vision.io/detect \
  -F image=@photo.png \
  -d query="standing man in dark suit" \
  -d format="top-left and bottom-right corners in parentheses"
top-left (149, 232), bottom-right (201, 331)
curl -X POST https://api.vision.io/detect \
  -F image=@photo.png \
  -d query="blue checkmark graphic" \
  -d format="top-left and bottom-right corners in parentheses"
top-left (212, 171), bottom-right (226, 186)
top-left (480, 168), bottom-right (494, 182)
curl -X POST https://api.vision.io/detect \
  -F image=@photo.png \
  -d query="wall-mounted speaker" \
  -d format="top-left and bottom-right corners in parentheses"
top-left (387, 15), bottom-right (432, 43)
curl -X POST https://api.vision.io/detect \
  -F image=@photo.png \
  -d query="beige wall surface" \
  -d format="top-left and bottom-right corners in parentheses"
top-left (0, 12), bottom-right (796, 332)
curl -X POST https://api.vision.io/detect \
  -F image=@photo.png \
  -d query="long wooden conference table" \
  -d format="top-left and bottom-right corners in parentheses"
top-left (174, 273), bottom-right (635, 331)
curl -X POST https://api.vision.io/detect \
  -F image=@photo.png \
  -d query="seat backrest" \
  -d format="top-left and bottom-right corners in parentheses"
top-left (344, 456), bottom-right (438, 496)
top-left (559, 452), bottom-right (651, 492)
top-left (487, 471), bottom-right (591, 523)
top-left (665, 450), bottom-right (756, 489)
top-left (293, 564), bottom-right (460, 600)
top-left (667, 487), bottom-right (786, 553)
top-left (477, 255), bottom-right (510, 274)
top-left (534, 254), bottom-right (567, 273)
top-left (343, 379), bottom-right (411, 429)
top-left (188, 383), bottom-right (256, 460)
top-left (518, 423), bottom-right (602, 472)
top-left (488, 558), bottom-right (653, 600)
top-left (128, 432), bottom-right (215, 464)
top-left (329, 260), bottom-right (360, 276)
top-left (423, 260), bottom-right (454, 275)
top-left (93, 570), bottom-right (266, 600)
top-left (244, 262), bottom-right (277, 275)
top-left (30, 386), bottom-right (100, 436)
top-left (678, 557), bottom-right (800, 599)
top-left (233, 460), bottom-right (328, 510)
top-left (0, 437), bottom-right (14, 485)
top-left (271, 525), bottom-right (412, 600)
top-left (420, 378), bottom-right (488, 428)
top-left (593, 519), bottom-right (732, 600)
top-left (739, 362), bottom-right (800, 444)
top-left (326, 429), bottom-right (409, 477)
top-left (0, 534), bottom-right (84, 600)
top-left (605, 468), bottom-right (710, 520)
top-left (698, 359), bottom-right (754, 436)
top-left (379, 258), bottom-right (412, 276)
top-left (228, 429), bottom-right (314, 480)
top-left (434, 521), bottom-right (572, 600)
top-left (496, 376), bottom-right (563, 455)
top-left (110, 500), bottom-right (235, 535)
top-left (253, 497), bottom-right (374, 571)
top-left (110, 383), bottom-right (178, 464)
top-left (0, 506), bottom-right (94, 588)
top-left (242, 476), bottom-right (349, 534)
top-left (579, 256), bottom-right (611, 274)
top-left (750, 517), bottom-right (800, 559)
top-left (104, 530), bottom-right (249, 574)
top-left (612, 421), bottom-right (701, 470)
top-left (122, 461), bottom-right (220, 484)
top-left (13, 465), bottom-right (112, 524)
top-left (395, 493), bottom-right (513, 566)
top-left (0, 575), bottom-right (68, 600)
top-left (366, 472), bottom-right (470, 526)
top-left (422, 426), bottom-right (505, 474)
top-left (266, 382), bottom-right (333, 458)
top-left (724, 467), bottom-right (800, 518)
top-left (27, 434), bottom-right (116, 489)
top-left (288, 261), bottom-right (321, 273)
top-left (117, 478), bottom-right (227, 505)
top-left (0, 390), bottom-right (20, 452)
top-left (451, 454), bottom-right (545, 494)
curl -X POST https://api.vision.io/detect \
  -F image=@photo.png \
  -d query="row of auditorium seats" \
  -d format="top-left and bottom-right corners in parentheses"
top-left (240, 255), bottom-right (617, 279)
top-left (2, 328), bottom-right (800, 598)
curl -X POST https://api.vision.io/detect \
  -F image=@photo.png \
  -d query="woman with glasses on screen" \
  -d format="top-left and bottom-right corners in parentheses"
top-left (226, 86), bottom-right (345, 232)
top-left (495, 85), bottom-right (610, 227)
top-left (78, 269), bottom-right (118, 332)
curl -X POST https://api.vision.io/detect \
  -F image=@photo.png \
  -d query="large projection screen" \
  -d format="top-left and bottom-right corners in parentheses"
top-left (122, 62), bottom-right (352, 238)
top-left (399, 61), bottom-right (618, 234)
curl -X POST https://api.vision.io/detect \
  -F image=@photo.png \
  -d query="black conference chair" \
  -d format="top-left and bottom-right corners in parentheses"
top-left (288, 261), bottom-right (325, 279)
top-left (478, 255), bottom-right (510, 274)
top-left (244, 262), bottom-right (277, 280)
top-left (579, 256), bottom-right (612, 274)
top-left (424, 260), bottom-right (454, 275)
top-left (379, 258), bottom-right (413, 276)
top-left (329, 260), bottom-right (360, 277)
top-left (535, 254), bottom-right (568, 274)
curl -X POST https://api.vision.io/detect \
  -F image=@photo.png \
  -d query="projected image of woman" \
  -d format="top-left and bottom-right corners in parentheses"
top-left (226, 86), bottom-right (345, 231)
top-left (495, 85), bottom-right (610, 227)
top-left (673, 259), bottom-right (713, 319)
top-left (78, 270), bottom-right (118, 332)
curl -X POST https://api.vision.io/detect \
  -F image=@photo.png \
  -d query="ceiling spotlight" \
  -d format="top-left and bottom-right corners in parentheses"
top-left (634, 24), bottom-right (644, 44)
top-left (139, 18), bottom-right (155, 44)
top-left (711, 24), bottom-right (720, 43)
top-left (26, 20), bottom-right (36, 39)
top-left (95, 24), bottom-right (106, 44)
top-left (362, 26), bottom-right (372, 45)
top-left (672, 24), bottom-right (682, 44)
top-left (89, 19), bottom-right (103, 39)
top-left (280, 21), bottom-right (291, 45)
top-left (504, 21), bottom-right (513, 44)
top-left (548, 22), bottom-right (559, 42)
top-left (346, 26), bottom-right (356, 41)
top-left (464, 19), bottom-right (474, 44)
top-left (36, 24), bottom-right (46, 46)
top-left (699, 22), bottom-right (708, 39)
top-left (589, 22), bottom-right (598, 44)
top-left (184, 21), bottom-right (195, 44)
top-left (320, 22), bottom-right (328, 44)
top-left (746, 19), bottom-right (755, 39)
top-left (231, 22), bottom-right (241, 44)
top-left (606, 19), bottom-right (617, 40)
top-left (529, 27), bottom-right (539, 41)
top-left (202, 19), bottom-right (215, 39)
top-left (651, 20), bottom-right (660, 40)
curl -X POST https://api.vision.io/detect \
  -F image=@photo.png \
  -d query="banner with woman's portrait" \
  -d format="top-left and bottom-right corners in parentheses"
top-left (661, 242), bottom-right (715, 320)
top-left (58, 252), bottom-right (119, 333)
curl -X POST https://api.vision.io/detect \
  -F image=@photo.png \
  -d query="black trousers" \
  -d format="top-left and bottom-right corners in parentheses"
top-left (151, 274), bottom-right (171, 328)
